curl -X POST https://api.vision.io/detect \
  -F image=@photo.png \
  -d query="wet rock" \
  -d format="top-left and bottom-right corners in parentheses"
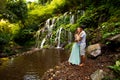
top-left (107, 34), bottom-right (120, 42)
top-left (90, 69), bottom-right (106, 80)
top-left (107, 34), bottom-right (120, 51)
top-left (86, 43), bottom-right (101, 57)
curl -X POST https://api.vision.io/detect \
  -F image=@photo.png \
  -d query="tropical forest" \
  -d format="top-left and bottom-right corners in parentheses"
top-left (0, 0), bottom-right (120, 80)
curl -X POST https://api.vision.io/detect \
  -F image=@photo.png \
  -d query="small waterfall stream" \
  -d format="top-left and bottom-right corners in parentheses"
top-left (35, 10), bottom-right (85, 49)
top-left (55, 27), bottom-right (63, 48)
top-left (40, 37), bottom-right (46, 48)
top-left (68, 31), bottom-right (72, 43)
top-left (70, 14), bottom-right (75, 24)
top-left (35, 30), bottom-right (41, 48)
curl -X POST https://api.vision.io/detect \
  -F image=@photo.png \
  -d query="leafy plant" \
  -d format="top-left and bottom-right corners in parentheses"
top-left (101, 22), bottom-right (120, 39)
top-left (109, 60), bottom-right (120, 78)
top-left (6, 0), bottom-right (28, 23)
top-left (14, 29), bottom-right (34, 45)
top-left (0, 10), bottom-right (18, 23)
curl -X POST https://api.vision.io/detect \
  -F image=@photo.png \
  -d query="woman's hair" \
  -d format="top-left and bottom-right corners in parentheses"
top-left (80, 25), bottom-right (86, 29)
top-left (75, 28), bottom-right (78, 34)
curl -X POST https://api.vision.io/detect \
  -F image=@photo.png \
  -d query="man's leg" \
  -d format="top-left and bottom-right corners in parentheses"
top-left (79, 44), bottom-right (86, 66)
top-left (80, 55), bottom-right (86, 66)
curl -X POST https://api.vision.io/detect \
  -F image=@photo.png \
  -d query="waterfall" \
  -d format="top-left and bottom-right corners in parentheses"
top-left (40, 37), bottom-right (46, 48)
top-left (38, 18), bottom-right (56, 48)
top-left (45, 19), bottom-right (50, 30)
top-left (81, 10), bottom-right (85, 15)
top-left (52, 18), bottom-right (56, 24)
top-left (64, 12), bottom-right (68, 16)
top-left (35, 10), bottom-right (85, 49)
top-left (48, 18), bottom-right (55, 34)
top-left (35, 30), bottom-right (41, 48)
top-left (70, 14), bottom-right (75, 24)
top-left (68, 31), bottom-right (72, 43)
top-left (55, 27), bottom-right (63, 48)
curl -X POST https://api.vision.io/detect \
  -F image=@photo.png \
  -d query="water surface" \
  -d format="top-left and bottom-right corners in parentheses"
top-left (0, 49), bottom-right (69, 80)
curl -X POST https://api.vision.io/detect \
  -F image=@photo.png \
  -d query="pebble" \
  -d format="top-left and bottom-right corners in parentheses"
top-left (42, 52), bottom-right (116, 80)
top-left (49, 69), bottom-right (54, 72)
top-left (55, 66), bottom-right (60, 69)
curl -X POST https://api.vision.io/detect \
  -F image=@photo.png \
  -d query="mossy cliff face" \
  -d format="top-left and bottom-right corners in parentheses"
top-left (50, 5), bottom-right (120, 48)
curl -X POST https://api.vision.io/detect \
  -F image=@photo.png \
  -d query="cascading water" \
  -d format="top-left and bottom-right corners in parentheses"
top-left (45, 19), bottom-right (50, 30)
top-left (40, 37), bottom-right (46, 48)
top-left (48, 18), bottom-right (55, 34)
top-left (35, 10), bottom-right (85, 49)
top-left (39, 18), bottom-right (56, 48)
top-left (38, 19), bottom-right (51, 48)
top-left (68, 31), bottom-right (72, 43)
top-left (55, 27), bottom-right (63, 48)
top-left (81, 10), bottom-right (85, 15)
top-left (70, 14), bottom-right (75, 24)
top-left (35, 30), bottom-right (41, 48)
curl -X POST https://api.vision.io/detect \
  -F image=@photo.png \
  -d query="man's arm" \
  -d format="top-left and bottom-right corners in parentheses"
top-left (79, 33), bottom-right (84, 41)
top-left (79, 37), bottom-right (82, 41)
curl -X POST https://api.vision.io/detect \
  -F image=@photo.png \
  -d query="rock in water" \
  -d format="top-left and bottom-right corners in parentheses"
top-left (86, 43), bottom-right (101, 57)
top-left (90, 69), bottom-right (106, 80)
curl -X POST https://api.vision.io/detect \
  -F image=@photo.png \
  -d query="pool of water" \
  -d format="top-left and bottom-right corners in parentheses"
top-left (0, 49), bottom-right (69, 80)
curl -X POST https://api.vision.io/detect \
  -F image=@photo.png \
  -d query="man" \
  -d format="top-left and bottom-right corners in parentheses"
top-left (77, 25), bottom-right (86, 66)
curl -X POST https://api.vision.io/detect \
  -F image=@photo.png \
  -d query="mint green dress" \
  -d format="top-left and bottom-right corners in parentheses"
top-left (68, 42), bottom-right (80, 65)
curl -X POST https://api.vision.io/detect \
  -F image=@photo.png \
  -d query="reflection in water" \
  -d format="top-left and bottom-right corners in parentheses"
top-left (0, 49), bottom-right (69, 80)
top-left (24, 71), bottom-right (40, 80)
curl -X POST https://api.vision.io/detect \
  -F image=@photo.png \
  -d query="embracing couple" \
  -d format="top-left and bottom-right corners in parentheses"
top-left (68, 25), bottom-right (86, 67)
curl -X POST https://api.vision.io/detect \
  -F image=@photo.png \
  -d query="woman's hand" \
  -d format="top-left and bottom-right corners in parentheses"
top-left (75, 39), bottom-right (79, 42)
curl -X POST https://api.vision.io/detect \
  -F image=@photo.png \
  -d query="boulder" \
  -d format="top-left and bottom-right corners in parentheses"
top-left (107, 34), bottom-right (120, 51)
top-left (90, 69), bottom-right (106, 80)
top-left (86, 43), bottom-right (101, 57)
top-left (107, 34), bottom-right (120, 42)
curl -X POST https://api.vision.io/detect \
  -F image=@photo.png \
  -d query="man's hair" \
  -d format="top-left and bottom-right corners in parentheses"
top-left (80, 25), bottom-right (86, 29)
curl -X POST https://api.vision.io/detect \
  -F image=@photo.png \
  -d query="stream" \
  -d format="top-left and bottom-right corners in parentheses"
top-left (0, 49), bottom-right (69, 80)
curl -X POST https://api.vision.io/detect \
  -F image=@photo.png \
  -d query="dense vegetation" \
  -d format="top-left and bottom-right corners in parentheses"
top-left (0, 0), bottom-right (120, 53)
top-left (0, 0), bottom-right (120, 79)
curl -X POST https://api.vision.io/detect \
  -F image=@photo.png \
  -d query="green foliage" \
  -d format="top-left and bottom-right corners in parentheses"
top-left (43, 44), bottom-right (50, 48)
top-left (65, 42), bottom-right (73, 50)
top-left (6, 0), bottom-right (28, 22)
top-left (0, 19), bottom-right (20, 52)
top-left (78, 5), bottom-right (109, 28)
top-left (0, 19), bottom-right (20, 38)
top-left (65, 24), bottom-right (79, 32)
top-left (14, 29), bottom-right (34, 45)
top-left (109, 60), bottom-right (120, 79)
top-left (101, 22), bottom-right (120, 39)
top-left (27, 0), bottom-right (66, 26)
top-left (109, 60), bottom-right (120, 74)
top-left (0, 0), bottom-right (120, 52)
top-left (0, 33), bottom-right (10, 46)
top-left (0, 10), bottom-right (18, 23)
top-left (0, 0), bottom-right (6, 10)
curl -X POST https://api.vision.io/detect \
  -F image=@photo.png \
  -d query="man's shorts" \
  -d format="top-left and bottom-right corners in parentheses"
top-left (80, 43), bottom-right (86, 56)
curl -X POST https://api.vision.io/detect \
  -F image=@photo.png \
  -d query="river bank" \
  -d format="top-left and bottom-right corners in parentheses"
top-left (42, 51), bottom-right (120, 80)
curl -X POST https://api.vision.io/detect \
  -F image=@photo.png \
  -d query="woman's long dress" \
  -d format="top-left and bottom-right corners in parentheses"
top-left (68, 42), bottom-right (80, 65)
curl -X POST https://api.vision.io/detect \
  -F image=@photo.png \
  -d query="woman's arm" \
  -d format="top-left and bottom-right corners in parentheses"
top-left (74, 34), bottom-right (80, 42)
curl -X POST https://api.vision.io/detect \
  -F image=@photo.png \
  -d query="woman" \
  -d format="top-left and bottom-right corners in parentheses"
top-left (68, 29), bottom-right (81, 65)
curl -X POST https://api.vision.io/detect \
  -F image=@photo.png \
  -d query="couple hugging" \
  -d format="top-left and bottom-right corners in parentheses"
top-left (68, 25), bottom-right (86, 67)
